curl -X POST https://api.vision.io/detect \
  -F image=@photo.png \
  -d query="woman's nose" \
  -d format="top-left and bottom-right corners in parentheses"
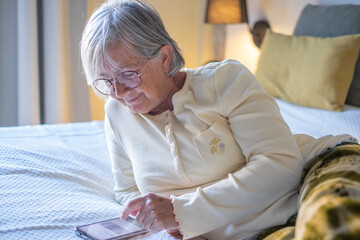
top-left (113, 81), bottom-right (129, 98)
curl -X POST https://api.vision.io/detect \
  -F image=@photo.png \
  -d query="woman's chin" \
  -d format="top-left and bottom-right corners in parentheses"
top-left (127, 105), bottom-right (148, 114)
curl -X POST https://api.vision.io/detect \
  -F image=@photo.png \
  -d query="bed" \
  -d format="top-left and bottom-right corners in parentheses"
top-left (0, 121), bottom-right (183, 240)
top-left (1, 3), bottom-right (360, 240)
top-left (1, 101), bottom-right (359, 240)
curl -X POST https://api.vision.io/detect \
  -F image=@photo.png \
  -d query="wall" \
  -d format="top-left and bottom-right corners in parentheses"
top-left (225, 0), bottom-right (360, 73)
top-left (147, 0), bottom-right (213, 68)
top-left (87, 0), bottom-right (107, 121)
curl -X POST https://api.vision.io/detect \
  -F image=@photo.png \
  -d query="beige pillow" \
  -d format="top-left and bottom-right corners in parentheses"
top-left (255, 30), bottom-right (360, 111)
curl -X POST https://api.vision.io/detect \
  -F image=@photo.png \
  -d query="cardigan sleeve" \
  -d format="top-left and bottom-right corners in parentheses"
top-left (171, 60), bottom-right (304, 239)
top-left (104, 106), bottom-right (141, 205)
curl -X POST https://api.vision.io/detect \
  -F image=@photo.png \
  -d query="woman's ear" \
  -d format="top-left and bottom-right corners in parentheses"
top-left (158, 45), bottom-right (172, 74)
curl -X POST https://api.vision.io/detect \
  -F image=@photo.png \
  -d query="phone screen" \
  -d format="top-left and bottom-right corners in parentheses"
top-left (74, 217), bottom-right (149, 240)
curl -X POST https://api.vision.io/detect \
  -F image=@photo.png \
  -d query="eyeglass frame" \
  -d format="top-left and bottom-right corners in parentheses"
top-left (92, 58), bottom-right (152, 95)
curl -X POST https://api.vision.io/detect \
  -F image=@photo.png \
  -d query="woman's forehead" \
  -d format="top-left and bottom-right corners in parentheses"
top-left (108, 41), bottom-right (143, 62)
top-left (98, 42), bottom-right (142, 77)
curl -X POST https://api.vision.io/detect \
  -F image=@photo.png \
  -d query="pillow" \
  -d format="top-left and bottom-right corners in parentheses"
top-left (254, 30), bottom-right (360, 111)
top-left (293, 4), bottom-right (360, 107)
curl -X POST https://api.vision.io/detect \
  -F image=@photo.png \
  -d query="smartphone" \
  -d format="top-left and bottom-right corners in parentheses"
top-left (74, 217), bottom-right (149, 240)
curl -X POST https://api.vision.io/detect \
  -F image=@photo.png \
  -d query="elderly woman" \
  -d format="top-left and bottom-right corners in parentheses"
top-left (80, 0), bottom-right (353, 239)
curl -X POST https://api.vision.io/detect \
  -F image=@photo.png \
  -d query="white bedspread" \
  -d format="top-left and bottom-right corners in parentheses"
top-left (0, 121), bottom-right (179, 240)
top-left (0, 100), bottom-right (359, 240)
top-left (276, 98), bottom-right (360, 141)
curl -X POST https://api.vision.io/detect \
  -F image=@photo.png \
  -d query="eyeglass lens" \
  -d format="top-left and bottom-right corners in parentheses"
top-left (93, 71), bottom-right (141, 95)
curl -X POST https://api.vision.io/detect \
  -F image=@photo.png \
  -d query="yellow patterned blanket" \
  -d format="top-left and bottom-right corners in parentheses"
top-left (257, 142), bottom-right (360, 240)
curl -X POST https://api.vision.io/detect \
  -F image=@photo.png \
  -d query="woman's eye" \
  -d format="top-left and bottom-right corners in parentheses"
top-left (121, 71), bottom-right (136, 79)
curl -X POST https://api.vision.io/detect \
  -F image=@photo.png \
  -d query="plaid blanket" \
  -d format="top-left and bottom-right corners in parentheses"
top-left (256, 142), bottom-right (360, 240)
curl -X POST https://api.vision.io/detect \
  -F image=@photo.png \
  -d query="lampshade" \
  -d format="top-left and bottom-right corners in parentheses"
top-left (205, 0), bottom-right (248, 24)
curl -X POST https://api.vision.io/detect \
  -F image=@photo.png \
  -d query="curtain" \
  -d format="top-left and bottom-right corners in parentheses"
top-left (0, 0), bottom-right (91, 127)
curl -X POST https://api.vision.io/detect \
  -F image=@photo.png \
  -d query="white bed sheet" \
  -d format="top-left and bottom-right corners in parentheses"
top-left (275, 98), bottom-right (360, 141)
top-left (0, 121), bottom-right (179, 240)
top-left (0, 100), bottom-right (359, 240)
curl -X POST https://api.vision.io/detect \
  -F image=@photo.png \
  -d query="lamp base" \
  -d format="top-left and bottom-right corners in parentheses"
top-left (212, 24), bottom-right (226, 61)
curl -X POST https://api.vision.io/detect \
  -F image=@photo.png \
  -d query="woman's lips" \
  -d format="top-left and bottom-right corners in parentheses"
top-left (125, 94), bottom-right (140, 104)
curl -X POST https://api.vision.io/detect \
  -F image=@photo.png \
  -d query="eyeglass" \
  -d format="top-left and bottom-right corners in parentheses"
top-left (93, 59), bottom-right (151, 95)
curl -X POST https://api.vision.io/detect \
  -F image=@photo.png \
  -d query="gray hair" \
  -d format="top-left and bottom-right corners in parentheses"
top-left (80, 0), bottom-right (185, 86)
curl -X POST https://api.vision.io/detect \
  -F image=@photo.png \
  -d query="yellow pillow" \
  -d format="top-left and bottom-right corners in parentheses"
top-left (255, 30), bottom-right (360, 111)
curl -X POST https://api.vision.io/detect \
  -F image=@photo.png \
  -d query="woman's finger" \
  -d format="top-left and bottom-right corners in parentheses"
top-left (141, 210), bottom-right (155, 229)
top-left (120, 196), bottom-right (146, 220)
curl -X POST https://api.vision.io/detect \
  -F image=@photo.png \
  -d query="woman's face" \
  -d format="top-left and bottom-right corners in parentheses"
top-left (102, 42), bottom-right (172, 114)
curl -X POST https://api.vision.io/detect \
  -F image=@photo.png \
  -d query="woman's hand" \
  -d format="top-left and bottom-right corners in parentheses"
top-left (120, 193), bottom-right (180, 233)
